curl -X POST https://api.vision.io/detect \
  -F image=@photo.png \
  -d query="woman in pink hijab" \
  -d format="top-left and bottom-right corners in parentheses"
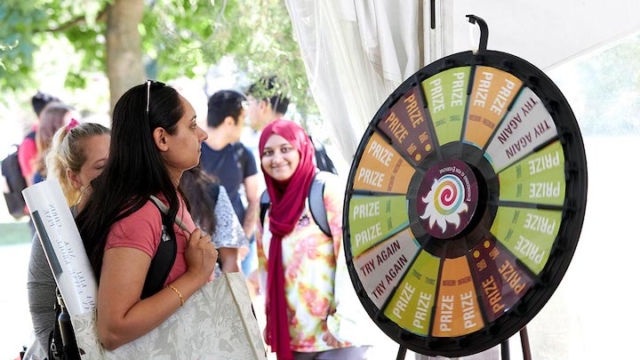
top-left (256, 119), bottom-right (371, 360)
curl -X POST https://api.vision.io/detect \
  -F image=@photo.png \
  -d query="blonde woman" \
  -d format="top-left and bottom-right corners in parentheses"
top-left (27, 122), bottom-right (110, 355)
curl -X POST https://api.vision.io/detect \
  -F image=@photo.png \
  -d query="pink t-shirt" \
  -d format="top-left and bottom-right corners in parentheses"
top-left (105, 194), bottom-right (196, 286)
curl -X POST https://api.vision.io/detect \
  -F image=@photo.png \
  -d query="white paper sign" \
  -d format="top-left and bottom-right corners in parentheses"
top-left (22, 179), bottom-right (98, 315)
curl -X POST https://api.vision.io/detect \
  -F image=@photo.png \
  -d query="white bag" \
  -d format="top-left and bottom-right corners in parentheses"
top-left (71, 272), bottom-right (266, 360)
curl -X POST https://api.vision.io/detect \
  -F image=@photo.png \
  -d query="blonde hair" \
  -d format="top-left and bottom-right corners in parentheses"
top-left (46, 122), bottom-right (110, 205)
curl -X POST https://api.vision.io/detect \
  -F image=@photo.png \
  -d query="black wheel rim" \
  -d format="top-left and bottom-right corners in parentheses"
top-left (342, 49), bottom-right (588, 357)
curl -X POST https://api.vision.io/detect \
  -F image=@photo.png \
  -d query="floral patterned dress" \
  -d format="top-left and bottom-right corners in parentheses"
top-left (256, 174), bottom-right (372, 352)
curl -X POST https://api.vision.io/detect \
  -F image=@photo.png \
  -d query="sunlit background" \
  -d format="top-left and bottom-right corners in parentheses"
top-left (1, 2), bottom-right (639, 358)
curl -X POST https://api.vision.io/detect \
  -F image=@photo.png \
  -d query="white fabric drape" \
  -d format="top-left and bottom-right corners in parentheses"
top-left (284, 0), bottom-right (429, 164)
top-left (351, 0), bottom-right (422, 85)
top-left (285, 0), bottom-right (640, 165)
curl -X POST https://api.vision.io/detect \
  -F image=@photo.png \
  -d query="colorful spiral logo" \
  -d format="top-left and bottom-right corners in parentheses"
top-left (416, 159), bottom-right (478, 239)
top-left (421, 174), bottom-right (469, 230)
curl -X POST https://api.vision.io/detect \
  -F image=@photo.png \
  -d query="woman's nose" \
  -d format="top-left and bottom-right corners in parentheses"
top-left (198, 126), bottom-right (208, 142)
top-left (271, 151), bottom-right (283, 163)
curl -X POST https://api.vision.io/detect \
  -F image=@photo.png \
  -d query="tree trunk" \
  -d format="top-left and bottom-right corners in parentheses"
top-left (106, 0), bottom-right (145, 112)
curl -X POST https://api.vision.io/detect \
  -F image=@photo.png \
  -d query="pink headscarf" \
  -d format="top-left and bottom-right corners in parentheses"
top-left (259, 119), bottom-right (316, 360)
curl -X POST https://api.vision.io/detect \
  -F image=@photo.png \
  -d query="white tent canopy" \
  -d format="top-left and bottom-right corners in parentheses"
top-left (285, 0), bottom-right (640, 163)
top-left (447, 0), bottom-right (640, 70)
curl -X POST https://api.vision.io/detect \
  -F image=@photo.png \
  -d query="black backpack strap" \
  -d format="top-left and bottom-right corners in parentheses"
top-left (309, 136), bottom-right (338, 175)
top-left (308, 171), bottom-right (331, 237)
top-left (259, 189), bottom-right (270, 230)
top-left (141, 196), bottom-right (177, 299)
top-left (48, 291), bottom-right (64, 360)
top-left (234, 142), bottom-right (246, 174)
top-left (49, 289), bottom-right (80, 360)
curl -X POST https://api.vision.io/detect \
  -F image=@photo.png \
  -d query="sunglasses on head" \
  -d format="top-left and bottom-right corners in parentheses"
top-left (145, 79), bottom-right (166, 119)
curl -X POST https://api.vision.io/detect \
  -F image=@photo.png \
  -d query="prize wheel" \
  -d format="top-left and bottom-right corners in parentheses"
top-left (342, 23), bottom-right (588, 357)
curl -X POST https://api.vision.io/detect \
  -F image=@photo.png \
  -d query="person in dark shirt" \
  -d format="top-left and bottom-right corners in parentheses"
top-left (200, 89), bottom-right (259, 283)
top-left (245, 75), bottom-right (338, 175)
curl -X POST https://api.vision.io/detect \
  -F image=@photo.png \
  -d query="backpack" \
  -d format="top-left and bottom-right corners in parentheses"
top-left (234, 142), bottom-right (246, 174)
top-left (310, 137), bottom-right (338, 175)
top-left (47, 197), bottom-right (178, 360)
top-left (1, 140), bottom-right (31, 219)
top-left (259, 171), bottom-right (333, 237)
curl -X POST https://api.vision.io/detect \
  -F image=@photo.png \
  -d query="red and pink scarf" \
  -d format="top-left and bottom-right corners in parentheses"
top-left (259, 119), bottom-right (316, 360)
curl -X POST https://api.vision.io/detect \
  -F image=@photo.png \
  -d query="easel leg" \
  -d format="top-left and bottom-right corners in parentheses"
top-left (397, 345), bottom-right (407, 360)
top-left (501, 338), bottom-right (510, 360)
top-left (520, 327), bottom-right (532, 360)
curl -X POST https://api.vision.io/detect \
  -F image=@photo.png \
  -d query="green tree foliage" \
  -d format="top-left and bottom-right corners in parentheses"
top-left (0, 0), bottom-right (316, 116)
top-left (0, 0), bottom-right (48, 90)
top-left (0, 41), bottom-right (18, 70)
top-left (0, 0), bottom-right (107, 90)
top-left (146, 0), bottom-right (314, 114)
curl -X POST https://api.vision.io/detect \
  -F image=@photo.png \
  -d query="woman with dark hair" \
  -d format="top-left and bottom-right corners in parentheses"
top-left (180, 165), bottom-right (246, 276)
top-left (18, 91), bottom-right (61, 188)
top-left (76, 81), bottom-right (218, 350)
top-left (32, 102), bottom-right (77, 184)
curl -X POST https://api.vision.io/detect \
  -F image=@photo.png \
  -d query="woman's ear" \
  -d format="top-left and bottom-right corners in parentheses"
top-left (66, 168), bottom-right (83, 190)
top-left (259, 99), bottom-right (270, 113)
top-left (153, 127), bottom-right (169, 152)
